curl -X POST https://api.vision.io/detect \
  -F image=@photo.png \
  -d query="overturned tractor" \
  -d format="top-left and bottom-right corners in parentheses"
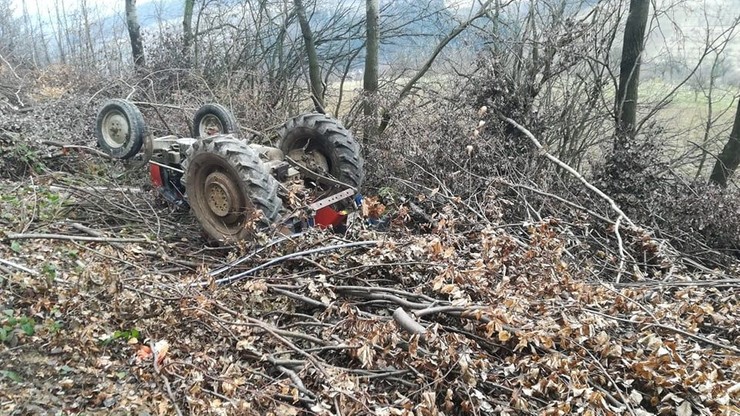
top-left (94, 99), bottom-right (364, 242)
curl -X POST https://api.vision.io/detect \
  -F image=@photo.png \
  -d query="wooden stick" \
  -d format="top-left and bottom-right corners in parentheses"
top-left (42, 140), bottom-right (113, 160)
top-left (209, 240), bottom-right (379, 286)
top-left (393, 308), bottom-right (427, 335)
top-left (0, 258), bottom-right (39, 276)
top-left (5, 232), bottom-right (149, 243)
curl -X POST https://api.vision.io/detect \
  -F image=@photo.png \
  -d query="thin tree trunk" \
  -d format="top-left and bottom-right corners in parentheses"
top-left (34, 0), bottom-right (51, 65)
top-left (709, 102), bottom-right (740, 187)
top-left (293, 0), bottom-right (324, 107)
top-left (615, 0), bottom-right (649, 139)
top-left (183, 0), bottom-right (194, 65)
top-left (49, 3), bottom-right (66, 64)
top-left (21, 0), bottom-right (39, 66)
top-left (363, 0), bottom-right (379, 142)
top-left (125, 0), bottom-right (146, 69)
top-left (80, 0), bottom-right (94, 64)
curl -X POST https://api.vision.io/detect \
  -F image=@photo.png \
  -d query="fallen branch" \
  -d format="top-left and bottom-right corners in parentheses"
top-left (393, 308), bottom-right (427, 335)
top-left (0, 258), bottom-right (39, 276)
top-left (499, 115), bottom-right (635, 282)
top-left (585, 308), bottom-right (740, 354)
top-left (5, 232), bottom-right (149, 243)
top-left (70, 222), bottom-right (126, 250)
top-left (42, 140), bottom-right (113, 160)
top-left (207, 240), bottom-right (380, 286)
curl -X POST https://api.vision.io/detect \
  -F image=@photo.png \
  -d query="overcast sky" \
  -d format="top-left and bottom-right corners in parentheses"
top-left (10, 0), bottom-right (154, 18)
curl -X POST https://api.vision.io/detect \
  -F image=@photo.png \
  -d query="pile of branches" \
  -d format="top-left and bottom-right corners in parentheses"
top-left (0, 91), bottom-right (737, 415)
top-left (5, 177), bottom-right (735, 415)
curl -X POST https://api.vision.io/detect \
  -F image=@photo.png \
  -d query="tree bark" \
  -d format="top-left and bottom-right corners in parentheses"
top-left (293, 0), bottom-right (324, 107)
top-left (183, 0), bottom-right (194, 65)
top-left (709, 102), bottom-right (740, 187)
top-left (363, 0), bottom-right (379, 142)
top-left (615, 0), bottom-right (649, 139)
top-left (125, 0), bottom-right (146, 69)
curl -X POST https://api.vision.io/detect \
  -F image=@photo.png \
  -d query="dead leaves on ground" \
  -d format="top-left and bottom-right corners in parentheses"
top-left (1, 180), bottom-right (738, 415)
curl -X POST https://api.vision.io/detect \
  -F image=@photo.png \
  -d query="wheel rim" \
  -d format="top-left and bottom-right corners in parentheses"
top-left (287, 146), bottom-right (330, 175)
top-left (101, 110), bottom-right (129, 149)
top-left (204, 171), bottom-right (240, 218)
top-left (199, 114), bottom-right (224, 137)
top-left (188, 153), bottom-right (256, 237)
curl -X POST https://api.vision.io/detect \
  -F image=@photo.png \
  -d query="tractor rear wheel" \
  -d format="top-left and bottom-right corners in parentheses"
top-left (277, 113), bottom-right (364, 189)
top-left (182, 135), bottom-right (282, 242)
top-left (95, 99), bottom-right (146, 159)
top-left (193, 103), bottom-right (238, 137)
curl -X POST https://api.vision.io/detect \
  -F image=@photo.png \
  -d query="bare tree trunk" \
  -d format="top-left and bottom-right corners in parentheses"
top-left (80, 0), bottom-right (94, 64)
top-left (21, 0), bottom-right (39, 66)
top-left (125, 0), bottom-right (146, 69)
top-left (709, 102), bottom-right (740, 188)
top-left (48, 3), bottom-right (66, 64)
top-left (34, 2), bottom-right (51, 65)
top-left (293, 0), bottom-right (324, 107)
top-left (183, 0), bottom-right (194, 65)
top-left (363, 0), bottom-right (379, 142)
top-left (58, 0), bottom-right (74, 60)
top-left (615, 0), bottom-right (649, 139)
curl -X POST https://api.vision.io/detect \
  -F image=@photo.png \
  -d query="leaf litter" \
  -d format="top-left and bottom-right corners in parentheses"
top-left (0, 137), bottom-right (738, 416)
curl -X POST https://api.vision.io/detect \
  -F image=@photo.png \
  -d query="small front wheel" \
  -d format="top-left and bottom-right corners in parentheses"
top-left (192, 103), bottom-right (238, 138)
top-left (95, 99), bottom-right (146, 159)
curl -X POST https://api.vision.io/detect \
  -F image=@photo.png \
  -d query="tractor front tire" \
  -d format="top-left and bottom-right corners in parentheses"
top-left (277, 113), bottom-right (364, 189)
top-left (95, 99), bottom-right (146, 159)
top-left (193, 103), bottom-right (238, 138)
top-left (182, 135), bottom-right (282, 243)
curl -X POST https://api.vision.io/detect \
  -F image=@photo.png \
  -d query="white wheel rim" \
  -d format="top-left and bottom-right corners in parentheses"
top-left (101, 110), bottom-right (129, 149)
top-left (199, 115), bottom-right (224, 137)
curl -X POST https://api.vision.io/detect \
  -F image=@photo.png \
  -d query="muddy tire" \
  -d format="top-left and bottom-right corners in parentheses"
top-left (277, 113), bottom-right (364, 189)
top-left (193, 103), bottom-right (238, 137)
top-left (95, 99), bottom-right (146, 159)
top-left (181, 135), bottom-right (282, 242)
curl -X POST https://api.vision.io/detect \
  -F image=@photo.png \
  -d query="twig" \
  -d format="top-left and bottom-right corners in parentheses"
top-left (582, 347), bottom-right (636, 416)
top-left (614, 278), bottom-right (740, 289)
top-left (0, 258), bottom-right (38, 276)
top-left (41, 140), bottom-right (113, 160)
top-left (211, 302), bottom-right (331, 378)
top-left (614, 216), bottom-right (626, 283)
top-left (206, 240), bottom-right (380, 286)
top-left (270, 287), bottom-right (329, 309)
top-left (161, 375), bottom-right (184, 416)
top-left (500, 116), bottom-right (635, 281)
top-left (5, 232), bottom-right (149, 243)
top-left (278, 366), bottom-right (317, 400)
top-left (496, 179), bottom-right (614, 224)
top-left (209, 233), bottom-right (302, 277)
top-left (0, 53), bottom-right (24, 107)
top-left (584, 308), bottom-right (740, 354)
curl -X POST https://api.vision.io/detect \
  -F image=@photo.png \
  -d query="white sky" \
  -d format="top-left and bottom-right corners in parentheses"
top-left (10, 0), bottom-right (155, 18)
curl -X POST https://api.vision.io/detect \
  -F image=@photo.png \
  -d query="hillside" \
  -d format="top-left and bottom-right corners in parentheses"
top-left (1, 89), bottom-right (738, 415)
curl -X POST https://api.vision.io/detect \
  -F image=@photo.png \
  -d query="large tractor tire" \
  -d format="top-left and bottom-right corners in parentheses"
top-left (181, 135), bottom-right (282, 242)
top-left (193, 103), bottom-right (238, 138)
top-left (95, 99), bottom-right (146, 159)
top-left (277, 113), bottom-right (364, 189)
